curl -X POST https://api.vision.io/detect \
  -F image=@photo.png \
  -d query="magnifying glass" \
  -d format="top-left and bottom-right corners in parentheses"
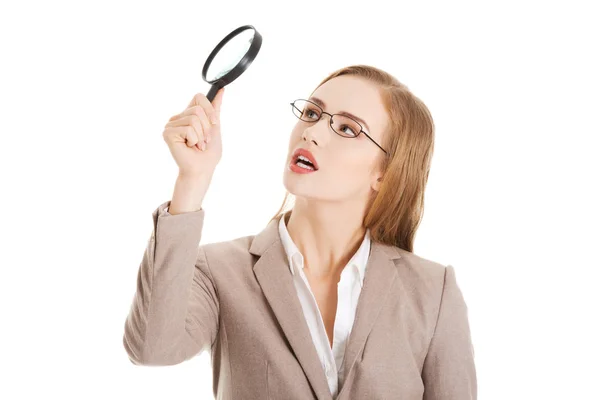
top-left (202, 25), bottom-right (262, 102)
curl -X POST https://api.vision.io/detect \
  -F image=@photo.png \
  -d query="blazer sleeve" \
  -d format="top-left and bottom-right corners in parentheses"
top-left (122, 200), bottom-right (220, 366)
top-left (422, 265), bottom-right (477, 399)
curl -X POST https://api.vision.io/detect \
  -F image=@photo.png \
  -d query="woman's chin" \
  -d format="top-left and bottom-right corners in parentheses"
top-left (283, 176), bottom-right (310, 195)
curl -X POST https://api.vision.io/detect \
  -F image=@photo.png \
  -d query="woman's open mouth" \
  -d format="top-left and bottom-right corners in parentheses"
top-left (289, 155), bottom-right (317, 174)
top-left (289, 148), bottom-right (319, 174)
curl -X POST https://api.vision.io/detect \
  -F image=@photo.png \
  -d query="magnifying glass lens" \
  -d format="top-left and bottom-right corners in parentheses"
top-left (206, 29), bottom-right (255, 82)
top-left (202, 25), bottom-right (262, 101)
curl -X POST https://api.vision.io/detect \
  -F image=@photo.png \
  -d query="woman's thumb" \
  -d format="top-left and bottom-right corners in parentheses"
top-left (212, 87), bottom-right (224, 116)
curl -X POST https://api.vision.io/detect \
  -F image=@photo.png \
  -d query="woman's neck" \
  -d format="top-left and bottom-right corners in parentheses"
top-left (285, 200), bottom-right (368, 281)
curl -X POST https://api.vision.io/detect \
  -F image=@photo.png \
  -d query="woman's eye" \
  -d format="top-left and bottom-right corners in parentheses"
top-left (306, 110), bottom-right (319, 119)
top-left (340, 125), bottom-right (357, 136)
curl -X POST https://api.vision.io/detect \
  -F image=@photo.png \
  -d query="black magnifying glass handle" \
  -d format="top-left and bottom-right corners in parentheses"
top-left (207, 83), bottom-right (224, 103)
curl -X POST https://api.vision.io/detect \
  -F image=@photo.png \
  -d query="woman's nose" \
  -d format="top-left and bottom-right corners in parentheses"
top-left (302, 128), bottom-right (317, 145)
top-left (302, 115), bottom-right (330, 146)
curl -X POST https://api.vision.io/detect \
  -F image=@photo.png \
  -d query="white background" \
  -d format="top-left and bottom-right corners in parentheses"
top-left (1, 0), bottom-right (598, 399)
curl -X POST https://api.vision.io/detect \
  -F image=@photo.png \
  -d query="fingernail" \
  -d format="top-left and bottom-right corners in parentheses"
top-left (202, 142), bottom-right (207, 151)
top-left (211, 115), bottom-right (218, 125)
top-left (206, 135), bottom-right (211, 143)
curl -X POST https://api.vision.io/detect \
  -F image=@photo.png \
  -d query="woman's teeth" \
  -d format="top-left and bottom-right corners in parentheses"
top-left (296, 160), bottom-right (315, 170)
top-left (296, 155), bottom-right (315, 170)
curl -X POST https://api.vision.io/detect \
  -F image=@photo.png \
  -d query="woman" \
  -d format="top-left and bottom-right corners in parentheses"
top-left (123, 65), bottom-right (477, 400)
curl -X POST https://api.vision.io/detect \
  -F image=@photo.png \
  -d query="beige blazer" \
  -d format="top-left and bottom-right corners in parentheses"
top-left (123, 201), bottom-right (477, 400)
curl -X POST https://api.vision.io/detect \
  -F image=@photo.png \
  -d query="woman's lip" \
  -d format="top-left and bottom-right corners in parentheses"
top-left (292, 148), bottom-right (319, 170)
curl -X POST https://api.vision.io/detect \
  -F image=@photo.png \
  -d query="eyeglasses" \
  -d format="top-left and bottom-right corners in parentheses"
top-left (290, 99), bottom-right (388, 155)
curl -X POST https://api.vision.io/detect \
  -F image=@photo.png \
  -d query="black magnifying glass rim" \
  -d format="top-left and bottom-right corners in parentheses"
top-left (202, 25), bottom-right (262, 86)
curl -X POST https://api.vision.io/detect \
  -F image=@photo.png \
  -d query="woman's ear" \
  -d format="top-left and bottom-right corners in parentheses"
top-left (372, 176), bottom-right (383, 192)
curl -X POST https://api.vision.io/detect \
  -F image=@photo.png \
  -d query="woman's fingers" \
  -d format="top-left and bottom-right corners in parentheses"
top-left (187, 92), bottom-right (219, 125)
top-left (167, 104), bottom-right (215, 141)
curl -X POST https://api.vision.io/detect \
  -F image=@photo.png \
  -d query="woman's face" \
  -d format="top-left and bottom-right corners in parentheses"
top-left (283, 75), bottom-right (389, 204)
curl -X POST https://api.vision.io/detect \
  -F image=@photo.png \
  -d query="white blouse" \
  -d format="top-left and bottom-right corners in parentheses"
top-left (278, 214), bottom-right (371, 398)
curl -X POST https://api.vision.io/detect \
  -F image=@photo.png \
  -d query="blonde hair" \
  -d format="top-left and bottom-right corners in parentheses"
top-left (271, 65), bottom-right (435, 253)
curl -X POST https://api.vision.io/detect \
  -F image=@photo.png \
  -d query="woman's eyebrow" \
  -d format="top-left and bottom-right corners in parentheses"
top-left (309, 96), bottom-right (371, 132)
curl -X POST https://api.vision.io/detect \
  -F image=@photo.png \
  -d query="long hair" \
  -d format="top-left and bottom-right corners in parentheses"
top-left (271, 65), bottom-right (435, 253)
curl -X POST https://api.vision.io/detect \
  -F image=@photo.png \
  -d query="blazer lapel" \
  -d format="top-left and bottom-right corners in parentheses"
top-left (250, 214), bottom-right (333, 400)
top-left (337, 240), bottom-right (402, 397)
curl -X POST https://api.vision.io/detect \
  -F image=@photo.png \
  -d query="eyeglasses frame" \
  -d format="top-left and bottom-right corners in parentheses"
top-left (290, 99), bottom-right (388, 155)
